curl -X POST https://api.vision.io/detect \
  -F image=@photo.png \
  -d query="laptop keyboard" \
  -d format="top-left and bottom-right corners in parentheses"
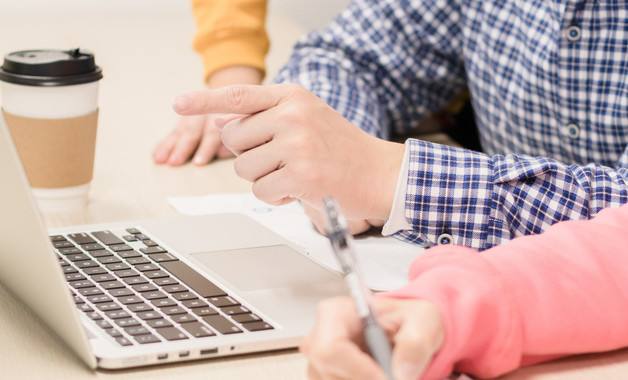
top-left (51, 228), bottom-right (274, 347)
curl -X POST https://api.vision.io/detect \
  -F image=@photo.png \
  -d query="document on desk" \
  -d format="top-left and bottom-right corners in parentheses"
top-left (168, 193), bottom-right (423, 291)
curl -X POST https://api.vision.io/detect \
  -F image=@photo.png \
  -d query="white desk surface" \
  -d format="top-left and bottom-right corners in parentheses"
top-left (1, 9), bottom-right (628, 380)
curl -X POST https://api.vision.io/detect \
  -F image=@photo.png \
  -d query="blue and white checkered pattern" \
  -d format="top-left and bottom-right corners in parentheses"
top-left (274, 0), bottom-right (628, 250)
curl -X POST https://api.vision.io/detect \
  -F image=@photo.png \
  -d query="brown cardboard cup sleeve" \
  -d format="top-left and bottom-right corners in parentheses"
top-left (3, 110), bottom-right (98, 188)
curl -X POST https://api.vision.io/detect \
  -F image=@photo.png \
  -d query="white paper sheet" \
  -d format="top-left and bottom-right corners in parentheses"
top-left (167, 193), bottom-right (424, 291)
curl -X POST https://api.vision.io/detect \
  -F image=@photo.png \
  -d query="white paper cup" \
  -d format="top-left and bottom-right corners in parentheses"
top-left (0, 49), bottom-right (102, 212)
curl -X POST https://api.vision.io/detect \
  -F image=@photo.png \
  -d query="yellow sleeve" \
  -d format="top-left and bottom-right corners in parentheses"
top-left (190, 0), bottom-right (269, 83)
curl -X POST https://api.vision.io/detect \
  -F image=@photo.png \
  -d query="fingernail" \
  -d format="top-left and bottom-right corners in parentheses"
top-left (396, 361), bottom-right (428, 380)
top-left (193, 155), bottom-right (205, 165)
top-left (173, 95), bottom-right (191, 112)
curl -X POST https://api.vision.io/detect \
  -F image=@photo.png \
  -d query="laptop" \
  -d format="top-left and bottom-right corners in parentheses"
top-left (0, 115), bottom-right (348, 369)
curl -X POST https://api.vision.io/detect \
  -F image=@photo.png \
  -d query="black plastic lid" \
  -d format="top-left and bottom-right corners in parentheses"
top-left (0, 48), bottom-right (103, 87)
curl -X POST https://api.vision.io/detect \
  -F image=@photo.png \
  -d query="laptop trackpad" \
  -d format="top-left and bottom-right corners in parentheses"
top-left (191, 245), bottom-right (339, 291)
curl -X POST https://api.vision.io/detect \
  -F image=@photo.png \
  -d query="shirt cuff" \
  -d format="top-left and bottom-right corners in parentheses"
top-left (383, 141), bottom-right (413, 235)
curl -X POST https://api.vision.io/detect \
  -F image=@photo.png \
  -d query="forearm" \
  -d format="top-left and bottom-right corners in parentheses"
top-left (386, 139), bottom-right (628, 250)
top-left (383, 203), bottom-right (628, 379)
top-left (190, 0), bottom-right (269, 82)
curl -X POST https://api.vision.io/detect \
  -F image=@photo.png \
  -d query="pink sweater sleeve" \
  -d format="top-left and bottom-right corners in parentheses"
top-left (383, 204), bottom-right (628, 379)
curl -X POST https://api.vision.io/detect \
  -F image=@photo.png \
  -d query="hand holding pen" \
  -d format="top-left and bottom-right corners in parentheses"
top-left (322, 197), bottom-right (394, 379)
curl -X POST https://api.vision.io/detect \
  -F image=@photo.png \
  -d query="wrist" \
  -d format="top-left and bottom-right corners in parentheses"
top-left (370, 140), bottom-right (406, 220)
top-left (206, 65), bottom-right (264, 89)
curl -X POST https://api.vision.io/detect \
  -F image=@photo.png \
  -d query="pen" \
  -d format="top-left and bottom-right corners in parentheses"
top-left (323, 196), bottom-right (394, 380)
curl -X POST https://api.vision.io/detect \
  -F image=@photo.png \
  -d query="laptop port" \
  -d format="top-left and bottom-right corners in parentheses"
top-left (157, 354), bottom-right (168, 360)
top-left (179, 351), bottom-right (190, 358)
top-left (200, 348), bottom-right (218, 356)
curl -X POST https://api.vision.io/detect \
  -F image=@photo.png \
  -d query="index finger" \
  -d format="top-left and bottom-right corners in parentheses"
top-left (173, 84), bottom-right (290, 116)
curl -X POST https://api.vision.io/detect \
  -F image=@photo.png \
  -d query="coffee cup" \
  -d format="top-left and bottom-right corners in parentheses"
top-left (0, 48), bottom-right (103, 212)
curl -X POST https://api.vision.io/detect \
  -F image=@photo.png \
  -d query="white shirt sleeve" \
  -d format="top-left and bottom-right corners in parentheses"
top-left (382, 141), bottom-right (412, 236)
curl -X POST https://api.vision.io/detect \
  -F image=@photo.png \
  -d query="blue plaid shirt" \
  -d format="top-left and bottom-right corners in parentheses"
top-left (274, 0), bottom-right (628, 250)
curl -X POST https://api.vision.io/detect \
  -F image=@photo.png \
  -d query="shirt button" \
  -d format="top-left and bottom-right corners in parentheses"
top-left (566, 25), bottom-right (581, 42)
top-left (436, 233), bottom-right (454, 245)
top-left (564, 123), bottom-right (580, 139)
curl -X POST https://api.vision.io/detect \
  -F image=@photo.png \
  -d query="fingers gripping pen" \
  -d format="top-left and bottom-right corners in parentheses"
top-left (323, 197), bottom-right (394, 380)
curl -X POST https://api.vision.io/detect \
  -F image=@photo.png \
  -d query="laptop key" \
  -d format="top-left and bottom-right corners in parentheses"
top-left (110, 244), bottom-right (133, 252)
top-left (172, 292), bottom-right (197, 301)
top-left (163, 284), bottom-right (188, 293)
top-left (208, 296), bottom-right (240, 308)
top-left (133, 334), bottom-right (160, 344)
top-left (137, 310), bottom-right (162, 320)
top-left (62, 266), bottom-right (78, 274)
top-left (170, 314), bottom-right (196, 324)
top-left (81, 243), bottom-right (104, 251)
top-left (60, 247), bottom-right (83, 255)
top-left (140, 246), bottom-right (166, 255)
top-left (66, 273), bottom-right (86, 282)
top-left (151, 298), bottom-right (177, 308)
top-left (88, 249), bottom-right (112, 258)
top-left (115, 318), bottom-right (141, 328)
top-left (132, 283), bottom-right (157, 292)
top-left (202, 315), bottom-right (242, 335)
top-left (78, 288), bottom-right (103, 296)
top-left (126, 303), bottom-right (153, 313)
top-left (118, 250), bottom-right (141, 259)
top-left (231, 313), bottom-right (262, 324)
top-left (105, 328), bottom-right (123, 337)
top-left (161, 261), bottom-right (227, 298)
top-left (126, 228), bottom-right (141, 235)
top-left (50, 235), bottom-right (66, 242)
top-left (98, 256), bottom-right (122, 265)
top-left (146, 319), bottom-right (173, 328)
top-left (53, 241), bottom-right (74, 248)
top-left (124, 277), bottom-right (148, 286)
top-left (241, 321), bottom-right (274, 332)
top-left (181, 322), bottom-right (216, 338)
top-left (87, 295), bottom-right (113, 304)
top-left (123, 234), bottom-right (138, 242)
top-left (106, 310), bottom-right (132, 319)
top-left (148, 253), bottom-right (178, 263)
top-left (124, 326), bottom-right (150, 336)
top-left (68, 233), bottom-right (96, 245)
top-left (221, 305), bottom-right (251, 315)
top-left (97, 302), bottom-right (122, 312)
top-left (161, 306), bottom-right (186, 315)
top-left (115, 337), bottom-right (134, 346)
top-left (108, 288), bottom-right (134, 297)
top-left (92, 231), bottom-right (125, 245)
top-left (191, 307), bottom-right (218, 317)
top-left (144, 270), bottom-right (169, 279)
top-left (94, 320), bottom-right (112, 329)
top-left (153, 277), bottom-right (178, 286)
top-left (70, 279), bottom-right (95, 289)
top-left (100, 280), bottom-right (126, 290)
top-left (114, 269), bottom-right (140, 278)
top-left (87, 312), bottom-right (103, 321)
top-left (92, 274), bottom-right (117, 283)
top-left (75, 260), bottom-right (99, 269)
top-left (83, 266), bottom-right (108, 275)
top-left (181, 299), bottom-right (207, 308)
top-left (118, 296), bottom-right (144, 305)
top-left (106, 263), bottom-right (131, 271)
top-left (127, 257), bottom-right (150, 265)
top-left (155, 327), bottom-right (188, 341)
top-left (136, 263), bottom-right (159, 272)
top-left (77, 303), bottom-right (93, 312)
